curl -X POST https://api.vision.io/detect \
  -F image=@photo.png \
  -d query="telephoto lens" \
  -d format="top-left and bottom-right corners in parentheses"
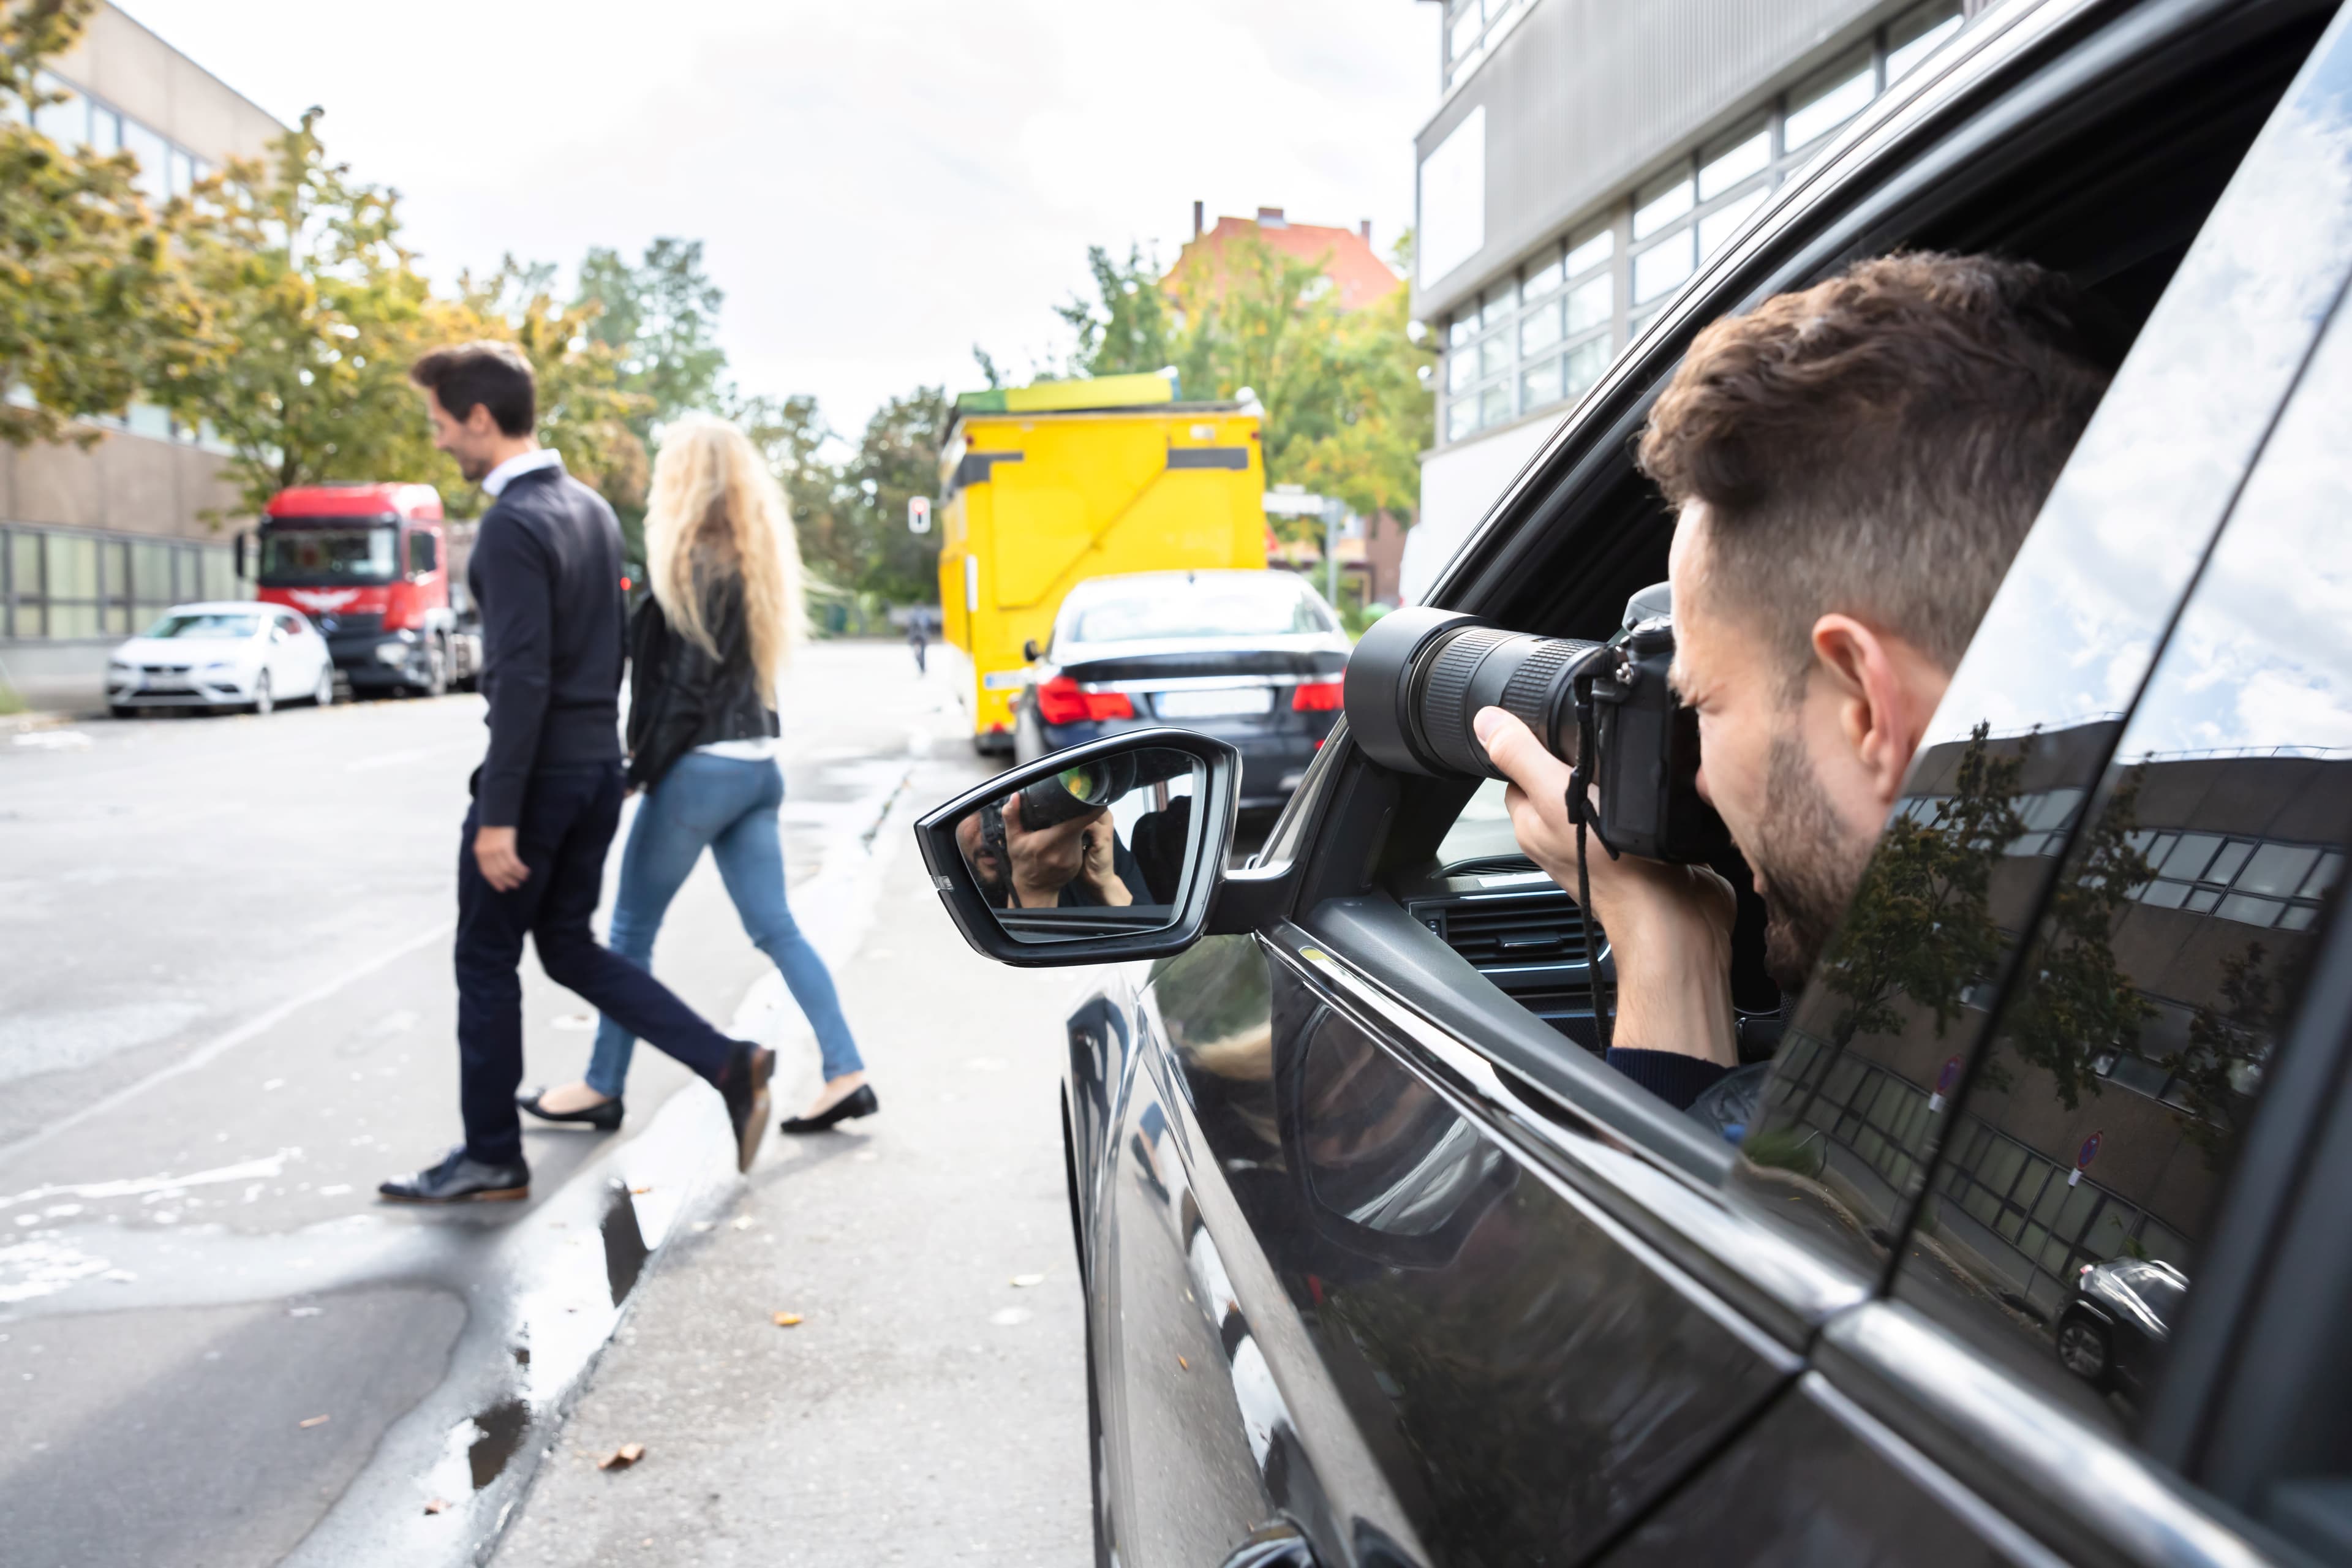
top-left (1017, 753), bottom-right (1137, 829)
top-left (1344, 607), bottom-right (1604, 781)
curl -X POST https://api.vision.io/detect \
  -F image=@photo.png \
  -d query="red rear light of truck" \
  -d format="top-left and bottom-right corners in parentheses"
top-left (1291, 679), bottom-right (1344, 712)
top-left (1036, 675), bottom-right (1133, 725)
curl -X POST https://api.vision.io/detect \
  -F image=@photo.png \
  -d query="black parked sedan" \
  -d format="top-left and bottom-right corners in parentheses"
top-left (2057, 1258), bottom-right (2187, 1402)
top-left (1011, 570), bottom-right (1350, 810)
top-left (921, 1), bottom-right (2352, 1564)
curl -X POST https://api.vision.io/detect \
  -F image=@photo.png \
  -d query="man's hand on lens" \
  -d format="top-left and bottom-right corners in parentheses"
top-left (473, 826), bottom-right (530, 892)
top-left (1002, 793), bottom-right (1103, 908)
top-left (1077, 815), bottom-right (1133, 907)
top-left (1472, 707), bottom-right (1739, 1066)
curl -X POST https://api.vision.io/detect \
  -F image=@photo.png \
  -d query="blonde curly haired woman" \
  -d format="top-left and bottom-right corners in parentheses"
top-left (519, 417), bottom-right (874, 1134)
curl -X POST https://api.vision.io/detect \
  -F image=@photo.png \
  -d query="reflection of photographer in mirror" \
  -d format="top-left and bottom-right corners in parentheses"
top-left (1477, 254), bottom-right (2111, 1110)
top-left (956, 794), bottom-right (1138, 909)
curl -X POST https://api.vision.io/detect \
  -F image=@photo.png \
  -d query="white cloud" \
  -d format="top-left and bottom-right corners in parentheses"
top-left (116, 0), bottom-right (1437, 436)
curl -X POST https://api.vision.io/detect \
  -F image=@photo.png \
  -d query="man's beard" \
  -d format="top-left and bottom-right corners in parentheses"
top-left (1747, 731), bottom-right (1874, 992)
top-left (456, 451), bottom-right (491, 484)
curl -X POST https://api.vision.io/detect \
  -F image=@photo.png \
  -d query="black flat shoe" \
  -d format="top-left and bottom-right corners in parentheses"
top-left (781, 1084), bottom-right (878, 1134)
top-left (717, 1041), bottom-right (775, 1173)
top-left (379, 1147), bottom-right (530, 1204)
top-left (517, 1088), bottom-right (624, 1130)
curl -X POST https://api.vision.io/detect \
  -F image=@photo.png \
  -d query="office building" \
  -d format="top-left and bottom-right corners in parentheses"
top-left (0, 3), bottom-right (281, 709)
top-left (1407, 0), bottom-right (1978, 600)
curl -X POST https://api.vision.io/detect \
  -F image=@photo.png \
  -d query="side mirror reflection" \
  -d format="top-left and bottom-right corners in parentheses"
top-left (953, 747), bottom-right (1202, 942)
top-left (916, 728), bottom-right (1246, 967)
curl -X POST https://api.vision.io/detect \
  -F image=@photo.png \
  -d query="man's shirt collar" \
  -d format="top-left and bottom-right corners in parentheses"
top-left (481, 447), bottom-right (563, 497)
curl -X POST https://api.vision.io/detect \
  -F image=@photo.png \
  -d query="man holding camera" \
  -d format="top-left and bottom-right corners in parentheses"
top-left (1475, 252), bottom-right (2111, 1109)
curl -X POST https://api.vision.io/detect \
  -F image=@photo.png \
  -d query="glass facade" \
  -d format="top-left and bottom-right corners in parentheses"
top-left (0, 524), bottom-right (244, 643)
top-left (1436, 1), bottom-right (1965, 446)
top-left (1442, 0), bottom-right (1529, 89)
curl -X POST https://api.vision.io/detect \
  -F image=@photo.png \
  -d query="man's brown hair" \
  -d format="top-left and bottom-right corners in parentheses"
top-left (409, 341), bottom-right (536, 437)
top-left (1638, 252), bottom-right (2111, 685)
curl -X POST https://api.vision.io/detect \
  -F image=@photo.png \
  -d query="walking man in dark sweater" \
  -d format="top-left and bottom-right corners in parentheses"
top-left (379, 342), bottom-right (774, 1203)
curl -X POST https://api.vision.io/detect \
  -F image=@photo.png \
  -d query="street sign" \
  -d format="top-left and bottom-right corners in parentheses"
top-left (908, 495), bottom-right (932, 534)
top-left (2070, 1130), bottom-right (2103, 1187)
top-left (1929, 1054), bottom-right (1962, 1113)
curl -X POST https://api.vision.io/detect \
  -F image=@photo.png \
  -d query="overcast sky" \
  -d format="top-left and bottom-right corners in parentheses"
top-left (117, 1), bottom-right (1439, 440)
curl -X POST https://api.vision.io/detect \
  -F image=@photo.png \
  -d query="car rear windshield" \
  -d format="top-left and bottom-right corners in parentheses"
top-left (145, 612), bottom-right (260, 639)
top-left (260, 523), bottom-right (397, 584)
top-left (1067, 579), bottom-right (1335, 644)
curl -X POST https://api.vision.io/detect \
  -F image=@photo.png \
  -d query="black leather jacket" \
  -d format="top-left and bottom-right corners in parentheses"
top-left (625, 569), bottom-right (778, 793)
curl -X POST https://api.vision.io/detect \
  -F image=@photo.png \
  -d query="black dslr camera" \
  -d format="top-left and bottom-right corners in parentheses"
top-left (1344, 583), bottom-right (1728, 865)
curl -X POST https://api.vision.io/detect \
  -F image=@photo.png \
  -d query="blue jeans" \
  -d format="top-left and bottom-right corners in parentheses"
top-left (585, 752), bottom-right (862, 1098)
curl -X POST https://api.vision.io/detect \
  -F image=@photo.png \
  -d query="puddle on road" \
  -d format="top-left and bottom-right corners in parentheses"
top-left (466, 1396), bottom-right (530, 1490)
top-left (599, 1181), bottom-right (648, 1308)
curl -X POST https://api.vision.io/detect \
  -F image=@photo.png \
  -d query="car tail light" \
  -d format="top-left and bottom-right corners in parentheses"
top-left (1291, 679), bottom-right (1344, 712)
top-left (1036, 675), bottom-right (1133, 725)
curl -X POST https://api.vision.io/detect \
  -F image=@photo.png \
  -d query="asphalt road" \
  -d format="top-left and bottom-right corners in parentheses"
top-left (0, 641), bottom-right (1090, 1567)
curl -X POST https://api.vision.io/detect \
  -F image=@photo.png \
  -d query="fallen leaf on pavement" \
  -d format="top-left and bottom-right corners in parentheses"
top-left (773, 1311), bottom-right (802, 1327)
top-left (299, 1414), bottom-right (331, 1428)
top-left (1177, 1356), bottom-right (1189, 1371)
top-left (597, 1442), bottom-right (646, 1471)
top-left (423, 1498), bottom-right (451, 1515)
top-left (630, 1185), bottom-right (650, 1195)
top-left (1010, 1273), bottom-right (1044, 1287)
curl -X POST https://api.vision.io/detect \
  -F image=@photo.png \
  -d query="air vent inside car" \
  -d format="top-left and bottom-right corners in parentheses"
top-left (1409, 884), bottom-right (1607, 1052)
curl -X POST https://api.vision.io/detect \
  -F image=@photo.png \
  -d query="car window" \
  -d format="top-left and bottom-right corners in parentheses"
top-left (1724, 30), bottom-right (2352, 1280)
top-left (145, 612), bottom-right (260, 640)
top-left (1887, 284), bottom-right (2352, 1440)
top-left (1065, 579), bottom-right (1335, 644)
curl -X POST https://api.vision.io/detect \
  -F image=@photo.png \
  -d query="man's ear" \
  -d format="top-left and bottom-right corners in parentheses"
top-left (1809, 614), bottom-right (1948, 807)
top-left (463, 402), bottom-right (500, 436)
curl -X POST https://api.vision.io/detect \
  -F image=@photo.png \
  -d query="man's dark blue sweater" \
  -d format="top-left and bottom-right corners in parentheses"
top-left (466, 461), bottom-right (625, 827)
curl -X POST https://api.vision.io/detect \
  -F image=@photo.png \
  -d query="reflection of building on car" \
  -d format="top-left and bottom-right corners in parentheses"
top-left (932, 372), bottom-right (1270, 755)
top-left (105, 603), bottom-right (334, 717)
top-left (910, 4), bottom-right (2352, 1564)
top-left (1012, 570), bottom-right (1348, 811)
top-left (2057, 1257), bottom-right (2185, 1400)
top-left (237, 481), bottom-right (480, 697)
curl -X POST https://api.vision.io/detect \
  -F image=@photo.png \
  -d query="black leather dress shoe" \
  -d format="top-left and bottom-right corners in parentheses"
top-left (780, 1084), bottom-right (879, 1135)
top-left (379, 1147), bottom-right (530, 1204)
top-left (716, 1041), bottom-right (775, 1174)
top-left (516, 1088), bottom-right (624, 1130)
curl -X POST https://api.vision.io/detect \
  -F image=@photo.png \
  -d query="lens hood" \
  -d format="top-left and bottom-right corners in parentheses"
top-left (1344, 606), bottom-right (1483, 776)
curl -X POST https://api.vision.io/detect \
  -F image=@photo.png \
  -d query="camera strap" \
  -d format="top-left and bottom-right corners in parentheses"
top-left (1567, 675), bottom-right (1614, 1056)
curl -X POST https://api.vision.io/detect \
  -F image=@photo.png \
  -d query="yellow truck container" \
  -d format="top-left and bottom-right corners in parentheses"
top-left (937, 374), bottom-right (1268, 752)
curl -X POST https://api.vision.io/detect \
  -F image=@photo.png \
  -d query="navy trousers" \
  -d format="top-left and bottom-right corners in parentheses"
top-left (454, 761), bottom-right (735, 1164)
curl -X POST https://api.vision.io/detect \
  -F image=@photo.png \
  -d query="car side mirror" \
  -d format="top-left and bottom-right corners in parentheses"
top-left (1022, 638), bottom-right (1041, 662)
top-left (915, 728), bottom-right (1241, 967)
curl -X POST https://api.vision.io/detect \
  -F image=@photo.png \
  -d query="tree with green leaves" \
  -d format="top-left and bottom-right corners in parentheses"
top-left (1049, 230), bottom-right (1432, 533)
top-left (1785, 723), bottom-right (2025, 1128)
top-left (576, 238), bottom-right (730, 443)
top-left (2166, 941), bottom-right (2287, 1169)
top-left (837, 385), bottom-right (951, 606)
top-left (0, 0), bottom-right (215, 448)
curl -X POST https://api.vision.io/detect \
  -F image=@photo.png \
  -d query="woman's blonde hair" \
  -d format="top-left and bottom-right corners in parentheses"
top-left (642, 416), bottom-right (805, 698)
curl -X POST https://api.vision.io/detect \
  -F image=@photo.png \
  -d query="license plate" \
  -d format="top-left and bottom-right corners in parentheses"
top-left (143, 676), bottom-right (189, 692)
top-left (1155, 687), bottom-right (1274, 719)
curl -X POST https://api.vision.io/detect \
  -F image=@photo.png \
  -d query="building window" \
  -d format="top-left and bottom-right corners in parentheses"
top-left (0, 525), bottom-right (243, 641)
top-left (1444, 0), bottom-right (1526, 88)
top-left (1435, 0), bottom-right (1970, 447)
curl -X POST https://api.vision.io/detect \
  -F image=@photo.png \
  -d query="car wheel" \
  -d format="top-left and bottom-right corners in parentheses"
top-left (312, 662), bottom-right (335, 707)
top-left (108, 703), bottom-right (136, 720)
top-left (2056, 1314), bottom-right (2112, 1385)
top-left (249, 672), bottom-right (274, 717)
top-left (1014, 701), bottom-right (1049, 765)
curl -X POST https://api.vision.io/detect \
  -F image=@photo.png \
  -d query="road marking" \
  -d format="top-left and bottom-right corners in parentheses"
top-left (0, 1148), bottom-right (295, 1213)
top-left (0, 920), bottom-right (455, 1164)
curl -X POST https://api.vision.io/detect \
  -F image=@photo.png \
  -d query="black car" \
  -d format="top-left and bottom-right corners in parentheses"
top-left (2058, 1259), bottom-right (2188, 1401)
top-left (921, 1), bottom-right (2352, 1563)
top-left (1011, 570), bottom-right (1351, 811)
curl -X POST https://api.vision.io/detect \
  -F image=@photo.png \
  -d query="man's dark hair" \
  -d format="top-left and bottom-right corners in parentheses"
top-left (409, 341), bottom-right (536, 437)
top-left (1638, 252), bottom-right (2111, 684)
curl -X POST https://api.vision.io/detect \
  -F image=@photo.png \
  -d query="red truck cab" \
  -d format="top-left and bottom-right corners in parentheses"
top-left (242, 481), bottom-right (480, 695)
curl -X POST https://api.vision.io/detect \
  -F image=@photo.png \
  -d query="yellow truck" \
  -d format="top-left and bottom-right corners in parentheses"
top-left (936, 371), bottom-right (1269, 752)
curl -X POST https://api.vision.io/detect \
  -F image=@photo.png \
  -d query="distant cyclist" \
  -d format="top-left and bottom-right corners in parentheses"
top-left (907, 608), bottom-right (929, 675)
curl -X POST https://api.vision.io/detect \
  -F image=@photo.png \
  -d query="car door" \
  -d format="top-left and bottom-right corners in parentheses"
top-left (265, 611), bottom-right (302, 689)
top-left (1608, 13), bottom-right (2352, 1558)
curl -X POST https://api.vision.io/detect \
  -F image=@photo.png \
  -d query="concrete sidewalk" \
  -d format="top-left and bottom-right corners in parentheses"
top-left (492, 709), bottom-right (1094, 1565)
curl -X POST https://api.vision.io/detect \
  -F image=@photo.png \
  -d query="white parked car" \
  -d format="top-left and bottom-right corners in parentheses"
top-left (106, 602), bottom-right (336, 718)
